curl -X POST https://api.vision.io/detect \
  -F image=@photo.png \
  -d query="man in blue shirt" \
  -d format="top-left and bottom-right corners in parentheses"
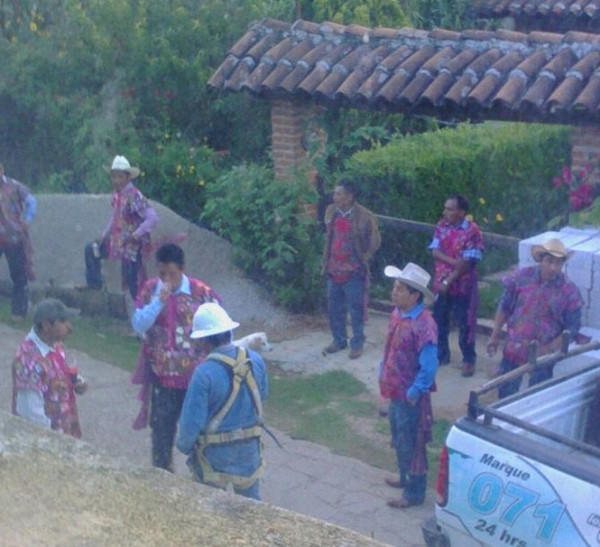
top-left (176, 303), bottom-right (268, 500)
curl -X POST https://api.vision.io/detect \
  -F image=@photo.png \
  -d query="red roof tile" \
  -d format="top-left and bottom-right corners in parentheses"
top-left (470, 0), bottom-right (600, 30)
top-left (207, 18), bottom-right (600, 124)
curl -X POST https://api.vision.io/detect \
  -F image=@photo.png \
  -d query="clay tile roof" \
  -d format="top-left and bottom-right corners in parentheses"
top-left (470, 0), bottom-right (600, 30)
top-left (208, 18), bottom-right (600, 124)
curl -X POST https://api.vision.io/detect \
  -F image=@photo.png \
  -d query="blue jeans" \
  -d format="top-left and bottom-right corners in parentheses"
top-left (327, 276), bottom-right (365, 351)
top-left (497, 358), bottom-right (554, 399)
top-left (433, 293), bottom-right (476, 365)
top-left (388, 399), bottom-right (426, 504)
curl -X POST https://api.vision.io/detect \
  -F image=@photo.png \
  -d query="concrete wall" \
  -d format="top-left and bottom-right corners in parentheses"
top-left (0, 194), bottom-right (288, 329)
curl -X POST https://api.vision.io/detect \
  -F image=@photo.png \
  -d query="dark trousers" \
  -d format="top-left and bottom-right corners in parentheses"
top-left (389, 399), bottom-right (426, 504)
top-left (433, 293), bottom-right (476, 365)
top-left (150, 384), bottom-right (187, 471)
top-left (1, 244), bottom-right (28, 317)
top-left (497, 357), bottom-right (554, 399)
top-left (85, 241), bottom-right (141, 299)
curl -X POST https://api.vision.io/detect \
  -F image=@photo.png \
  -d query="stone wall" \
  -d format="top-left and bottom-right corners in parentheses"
top-left (0, 411), bottom-right (383, 546)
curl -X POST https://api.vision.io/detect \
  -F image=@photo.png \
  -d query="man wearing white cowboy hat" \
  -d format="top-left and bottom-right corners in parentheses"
top-left (84, 155), bottom-right (157, 299)
top-left (487, 238), bottom-right (583, 398)
top-left (379, 263), bottom-right (439, 509)
top-left (176, 302), bottom-right (268, 500)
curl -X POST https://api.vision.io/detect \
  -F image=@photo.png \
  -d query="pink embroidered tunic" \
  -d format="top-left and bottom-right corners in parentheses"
top-left (379, 307), bottom-right (437, 475)
top-left (104, 182), bottom-right (155, 262)
top-left (0, 174), bottom-right (35, 279)
top-left (131, 277), bottom-right (221, 429)
top-left (380, 308), bottom-right (438, 401)
top-left (326, 213), bottom-right (362, 283)
top-left (499, 266), bottom-right (583, 366)
top-left (12, 337), bottom-right (81, 438)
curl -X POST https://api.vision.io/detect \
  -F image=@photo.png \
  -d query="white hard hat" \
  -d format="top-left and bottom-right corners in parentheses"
top-left (190, 302), bottom-right (239, 339)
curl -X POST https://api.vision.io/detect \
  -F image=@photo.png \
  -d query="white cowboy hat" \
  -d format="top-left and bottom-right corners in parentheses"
top-left (105, 155), bottom-right (140, 179)
top-left (531, 238), bottom-right (573, 262)
top-left (190, 302), bottom-right (240, 339)
top-left (384, 263), bottom-right (435, 305)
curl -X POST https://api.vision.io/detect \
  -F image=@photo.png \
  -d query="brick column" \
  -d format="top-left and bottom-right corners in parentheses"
top-left (571, 126), bottom-right (600, 184)
top-left (271, 99), bottom-right (314, 181)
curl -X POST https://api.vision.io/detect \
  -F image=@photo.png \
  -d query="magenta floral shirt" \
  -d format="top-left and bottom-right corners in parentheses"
top-left (12, 336), bottom-right (81, 438)
top-left (107, 183), bottom-right (153, 261)
top-left (430, 219), bottom-right (484, 296)
top-left (500, 266), bottom-right (583, 365)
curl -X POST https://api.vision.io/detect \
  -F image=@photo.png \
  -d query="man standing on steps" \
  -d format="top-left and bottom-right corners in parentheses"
top-left (380, 263), bottom-right (438, 509)
top-left (85, 155), bottom-right (158, 300)
top-left (429, 195), bottom-right (483, 377)
top-left (131, 243), bottom-right (220, 471)
top-left (322, 180), bottom-right (381, 360)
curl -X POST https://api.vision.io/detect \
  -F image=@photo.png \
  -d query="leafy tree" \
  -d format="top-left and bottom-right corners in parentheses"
top-left (299, 0), bottom-right (409, 27)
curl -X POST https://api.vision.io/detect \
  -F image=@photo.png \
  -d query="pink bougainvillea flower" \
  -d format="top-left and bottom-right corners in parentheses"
top-left (552, 176), bottom-right (563, 188)
top-left (562, 166), bottom-right (572, 186)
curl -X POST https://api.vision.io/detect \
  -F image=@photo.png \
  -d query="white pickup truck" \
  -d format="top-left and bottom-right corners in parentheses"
top-left (422, 341), bottom-right (600, 547)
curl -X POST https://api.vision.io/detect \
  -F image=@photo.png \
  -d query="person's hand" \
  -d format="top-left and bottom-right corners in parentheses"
top-left (487, 334), bottom-right (500, 357)
top-left (158, 281), bottom-right (173, 303)
top-left (439, 278), bottom-right (450, 295)
top-left (73, 378), bottom-right (88, 395)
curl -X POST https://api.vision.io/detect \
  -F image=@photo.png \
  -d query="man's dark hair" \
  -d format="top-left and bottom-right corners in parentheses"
top-left (205, 331), bottom-right (232, 348)
top-left (338, 180), bottom-right (358, 199)
top-left (405, 283), bottom-right (424, 305)
top-left (156, 243), bottom-right (185, 268)
top-left (450, 194), bottom-right (469, 213)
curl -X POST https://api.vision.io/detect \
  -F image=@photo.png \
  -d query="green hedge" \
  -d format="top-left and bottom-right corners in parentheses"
top-left (345, 122), bottom-right (572, 283)
top-left (348, 122), bottom-right (571, 234)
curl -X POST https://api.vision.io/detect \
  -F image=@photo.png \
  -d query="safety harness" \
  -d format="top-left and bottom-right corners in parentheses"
top-left (193, 348), bottom-right (265, 490)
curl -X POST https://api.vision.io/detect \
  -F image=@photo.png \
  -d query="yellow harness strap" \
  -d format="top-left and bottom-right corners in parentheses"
top-left (193, 348), bottom-right (265, 489)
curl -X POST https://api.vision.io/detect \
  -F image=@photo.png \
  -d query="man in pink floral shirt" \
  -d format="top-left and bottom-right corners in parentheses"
top-left (12, 299), bottom-right (87, 438)
top-left (487, 238), bottom-right (583, 398)
top-left (429, 195), bottom-right (483, 377)
top-left (85, 155), bottom-right (158, 299)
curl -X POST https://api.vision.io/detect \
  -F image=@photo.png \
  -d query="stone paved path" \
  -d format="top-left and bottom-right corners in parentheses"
top-left (0, 313), bottom-right (497, 547)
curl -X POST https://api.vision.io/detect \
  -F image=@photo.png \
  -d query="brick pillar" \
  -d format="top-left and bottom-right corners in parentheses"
top-left (571, 126), bottom-right (600, 184)
top-left (271, 99), bottom-right (314, 181)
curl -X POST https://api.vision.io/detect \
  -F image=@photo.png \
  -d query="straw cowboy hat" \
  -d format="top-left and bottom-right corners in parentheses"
top-left (384, 262), bottom-right (435, 305)
top-left (105, 155), bottom-right (140, 179)
top-left (531, 238), bottom-right (573, 262)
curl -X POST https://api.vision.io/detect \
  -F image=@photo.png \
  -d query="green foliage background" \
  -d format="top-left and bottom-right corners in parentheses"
top-left (202, 164), bottom-right (323, 312)
top-left (0, 1), bottom-right (575, 311)
top-left (346, 122), bottom-right (572, 281)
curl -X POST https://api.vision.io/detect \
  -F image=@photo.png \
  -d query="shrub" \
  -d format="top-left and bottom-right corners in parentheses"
top-left (344, 122), bottom-right (571, 277)
top-left (202, 164), bottom-right (323, 312)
